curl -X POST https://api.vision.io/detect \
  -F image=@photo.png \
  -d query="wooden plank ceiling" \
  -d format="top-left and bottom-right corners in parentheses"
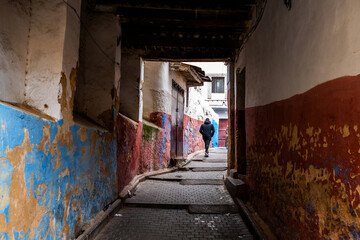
top-left (92, 0), bottom-right (257, 61)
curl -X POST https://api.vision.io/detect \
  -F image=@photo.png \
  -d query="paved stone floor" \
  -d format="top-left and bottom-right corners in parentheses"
top-left (94, 148), bottom-right (253, 240)
top-left (125, 180), bottom-right (234, 205)
top-left (185, 162), bottom-right (227, 168)
top-left (148, 171), bottom-right (226, 180)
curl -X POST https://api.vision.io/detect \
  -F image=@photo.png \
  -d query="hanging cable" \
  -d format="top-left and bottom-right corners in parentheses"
top-left (62, 0), bottom-right (121, 67)
top-left (237, 0), bottom-right (268, 54)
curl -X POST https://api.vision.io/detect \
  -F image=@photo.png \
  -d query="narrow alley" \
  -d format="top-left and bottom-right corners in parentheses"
top-left (3, 0), bottom-right (360, 239)
top-left (94, 148), bottom-right (253, 240)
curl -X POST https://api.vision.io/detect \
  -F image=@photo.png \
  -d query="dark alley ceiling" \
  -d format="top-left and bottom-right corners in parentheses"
top-left (91, 0), bottom-right (257, 61)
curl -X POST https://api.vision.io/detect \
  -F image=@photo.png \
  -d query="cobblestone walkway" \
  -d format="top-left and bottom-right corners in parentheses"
top-left (94, 148), bottom-right (253, 240)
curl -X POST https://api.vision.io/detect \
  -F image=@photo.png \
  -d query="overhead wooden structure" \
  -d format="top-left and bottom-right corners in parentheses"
top-left (91, 0), bottom-right (258, 61)
top-left (170, 62), bottom-right (211, 87)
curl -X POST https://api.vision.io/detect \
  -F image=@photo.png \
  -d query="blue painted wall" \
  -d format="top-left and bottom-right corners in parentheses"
top-left (212, 119), bottom-right (219, 147)
top-left (0, 103), bottom-right (117, 239)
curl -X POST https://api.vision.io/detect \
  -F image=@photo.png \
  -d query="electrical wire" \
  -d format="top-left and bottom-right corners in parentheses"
top-left (237, 0), bottom-right (268, 54)
top-left (62, 0), bottom-right (121, 67)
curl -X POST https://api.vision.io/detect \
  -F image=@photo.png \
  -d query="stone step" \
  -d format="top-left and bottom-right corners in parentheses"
top-left (225, 176), bottom-right (248, 199)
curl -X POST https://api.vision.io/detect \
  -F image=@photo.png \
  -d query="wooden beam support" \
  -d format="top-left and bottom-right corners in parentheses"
top-left (122, 47), bottom-right (235, 61)
top-left (122, 24), bottom-right (247, 35)
top-left (115, 7), bottom-right (252, 21)
top-left (93, 0), bottom-right (257, 12)
top-left (122, 34), bottom-right (242, 49)
top-left (119, 18), bottom-right (250, 29)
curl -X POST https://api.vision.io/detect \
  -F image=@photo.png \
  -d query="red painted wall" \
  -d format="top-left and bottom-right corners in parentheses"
top-left (183, 114), bottom-right (205, 156)
top-left (141, 112), bottom-right (171, 171)
top-left (246, 74), bottom-right (360, 239)
top-left (219, 119), bottom-right (228, 147)
top-left (117, 113), bottom-right (142, 192)
top-left (117, 112), bottom-right (171, 192)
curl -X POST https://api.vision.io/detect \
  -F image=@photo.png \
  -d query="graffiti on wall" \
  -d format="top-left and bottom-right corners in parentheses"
top-left (246, 74), bottom-right (360, 239)
top-left (183, 115), bottom-right (205, 155)
top-left (149, 112), bottom-right (171, 164)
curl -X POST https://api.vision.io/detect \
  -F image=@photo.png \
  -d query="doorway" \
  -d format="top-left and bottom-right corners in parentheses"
top-left (171, 80), bottom-right (185, 159)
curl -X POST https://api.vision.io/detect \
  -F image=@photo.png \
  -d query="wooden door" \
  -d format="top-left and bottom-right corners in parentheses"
top-left (170, 81), bottom-right (184, 159)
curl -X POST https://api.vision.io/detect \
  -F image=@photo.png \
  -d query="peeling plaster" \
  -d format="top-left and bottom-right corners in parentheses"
top-left (0, 70), bottom-right (117, 239)
top-left (246, 74), bottom-right (360, 239)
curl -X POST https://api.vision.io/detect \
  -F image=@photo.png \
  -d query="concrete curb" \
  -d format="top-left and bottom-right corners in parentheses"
top-left (76, 199), bottom-right (123, 240)
top-left (76, 149), bottom-right (203, 240)
top-left (224, 174), bottom-right (268, 240)
top-left (235, 198), bottom-right (267, 240)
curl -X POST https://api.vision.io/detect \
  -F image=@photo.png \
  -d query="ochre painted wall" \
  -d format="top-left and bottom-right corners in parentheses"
top-left (0, 73), bottom-right (117, 239)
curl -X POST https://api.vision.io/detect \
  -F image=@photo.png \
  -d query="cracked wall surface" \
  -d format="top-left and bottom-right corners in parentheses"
top-left (0, 71), bottom-right (117, 239)
top-left (246, 75), bottom-right (360, 239)
top-left (236, 0), bottom-right (360, 238)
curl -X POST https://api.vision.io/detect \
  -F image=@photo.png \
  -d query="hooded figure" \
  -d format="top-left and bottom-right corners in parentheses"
top-left (199, 118), bottom-right (215, 157)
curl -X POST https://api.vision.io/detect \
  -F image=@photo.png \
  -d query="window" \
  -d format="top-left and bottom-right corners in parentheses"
top-left (211, 77), bottom-right (225, 93)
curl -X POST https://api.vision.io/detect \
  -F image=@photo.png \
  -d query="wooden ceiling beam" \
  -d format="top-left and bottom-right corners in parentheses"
top-left (115, 7), bottom-right (252, 21)
top-left (121, 34), bottom-right (242, 49)
top-left (122, 47), bottom-right (235, 61)
top-left (121, 25), bottom-right (246, 38)
top-left (93, 0), bottom-right (257, 12)
top-left (119, 18), bottom-right (250, 29)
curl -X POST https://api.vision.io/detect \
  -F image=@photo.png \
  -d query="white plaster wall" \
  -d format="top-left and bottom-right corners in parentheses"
top-left (75, 12), bottom-right (120, 127)
top-left (119, 53), bottom-right (143, 122)
top-left (143, 61), bottom-right (171, 119)
top-left (0, 1), bottom-right (30, 103)
top-left (169, 71), bottom-right (187, 92)
top-left (237, 0), bottom-right (360, 108)
top-left (25, 0), bottom-right (69, 119)
top-left (63, 0), bottom-right (81, 80)
top-left (185, 87), bottom-right (219, 123)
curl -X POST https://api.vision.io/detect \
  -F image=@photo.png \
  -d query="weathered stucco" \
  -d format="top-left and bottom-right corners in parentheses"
top-left (119, 53), bottom-right (144, 122)
top-left (116, 113), bottom-right (142, 192)
top-left (0, 1), bottom-right (30, 104)
top-left (25, 0), bottom-right (72, 120)
top-left (0, 1), bottom-right (122, 239)
top-left (75, 12), bottom-right (120, 129)
top-left (141, 120), bottom-right (167, 172)
top-left (0, 70), bottom-right (117, 239)
top-left (237, 0), bottom-right (360, 238)
top-left (246, 75), bottom-right (360, 239)
top-left (237, 0), bottom-right (360, 108)
top-left (116, 112), bottom-right (171, 191)
top-left (143, 62), bottom-right (171, 120)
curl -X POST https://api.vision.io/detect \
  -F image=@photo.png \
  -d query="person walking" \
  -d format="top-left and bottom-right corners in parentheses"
top-left (199, 118), bottom-right (215, 157)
